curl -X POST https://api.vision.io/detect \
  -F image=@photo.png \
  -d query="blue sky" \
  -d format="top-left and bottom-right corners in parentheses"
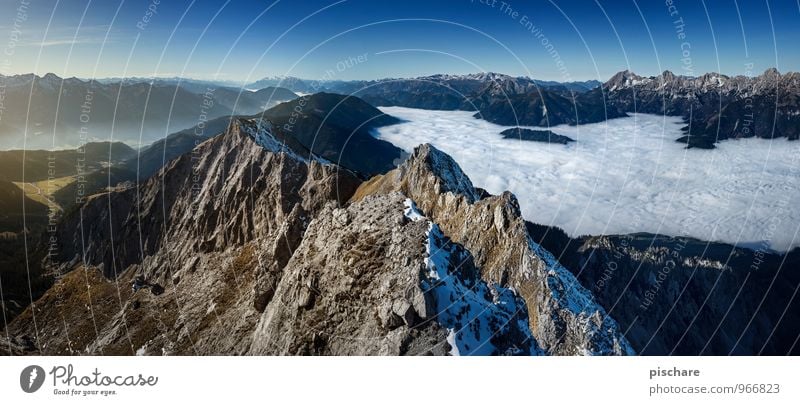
top-left (1, 0), bottom-right (798, 82)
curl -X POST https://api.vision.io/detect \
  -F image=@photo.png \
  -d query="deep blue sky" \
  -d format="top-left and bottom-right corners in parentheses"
top-left (1, 0), bottom-right (798, 82)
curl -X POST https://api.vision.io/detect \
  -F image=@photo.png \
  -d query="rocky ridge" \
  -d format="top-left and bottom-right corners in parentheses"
top-left (352, 144), bottom-right (634, 355)
top-left (3, 119), bottom-right (632, 356)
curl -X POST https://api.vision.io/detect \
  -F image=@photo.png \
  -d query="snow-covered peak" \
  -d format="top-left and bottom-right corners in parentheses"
top-left (419, 72), bottom-right (517, 82)
top-left (603, 68), bottom-right (800, 96)
top-left (604, 70), bottom-right (644, 89)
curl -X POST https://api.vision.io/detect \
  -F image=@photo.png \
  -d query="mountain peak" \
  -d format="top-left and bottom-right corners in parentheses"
top-left (400, 143), bottom-right (480, 203)
top-left (604, 70), bottom-right (644, 89)
top-left (352, 144), bottom-right (635, 355)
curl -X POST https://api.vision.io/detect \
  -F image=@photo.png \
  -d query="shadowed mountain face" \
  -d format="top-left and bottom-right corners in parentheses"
top-left (120, 115), bottom-right (236, 180)
top-left (0, 73), bottom-right (297, 150)
top-left (123, 93), bottom-right (404, 180)
top-left (262, 92), bottom-right (404, 177)
top-left (527, 223), bottom-right (800, 355)
top-left (0, 179), bottom-right (48, 232)
top-left (0, 180), bottom-right (51, 322)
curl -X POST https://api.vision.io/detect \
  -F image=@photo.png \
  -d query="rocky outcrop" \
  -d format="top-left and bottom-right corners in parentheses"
top-left (248, 193), bottom-right (540, 355)
top-left (352, 144), bottom-right (634, 355)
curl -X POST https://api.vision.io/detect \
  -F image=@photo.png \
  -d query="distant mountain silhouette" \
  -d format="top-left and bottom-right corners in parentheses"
top-left (0, 73), bottom-right (297, 149)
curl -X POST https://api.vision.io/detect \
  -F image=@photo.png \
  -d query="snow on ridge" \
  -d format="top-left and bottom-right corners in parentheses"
top-left (239, 118), bottom-right (328, 165)
top-left (239, 118), bottom-right (304, 160)
top-left (403, 198), bottom-right (425, 222)
top-left (445, 329), bottom-right (460, 356)
top-left (419, 214), bottom-right (541, 356)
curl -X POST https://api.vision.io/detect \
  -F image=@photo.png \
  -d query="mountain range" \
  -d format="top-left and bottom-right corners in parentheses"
top-left (602, 68), bottom-right (800, 147)
top-left (0, 73), bottom-right (298, 150)
top-left (4, 69), bottom-right (797, 151)
top-left (247, 69), bottom-right (800, 148)
top-left (248, 72), bottom-right (603, 95)
top-left (1, 70), bottom-right (798, 355)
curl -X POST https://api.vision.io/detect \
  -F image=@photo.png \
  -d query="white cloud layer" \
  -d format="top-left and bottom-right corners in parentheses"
top-left (376, 107), bottom-right (800, 252)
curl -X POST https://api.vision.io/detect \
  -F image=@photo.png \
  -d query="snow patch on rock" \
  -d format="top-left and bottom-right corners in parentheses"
top-left (240, 118), bottom-right (307, 161)
top-left (421, 220), bottom-right (542, 355)
top-left (403, 198), bottom-right (425, 222)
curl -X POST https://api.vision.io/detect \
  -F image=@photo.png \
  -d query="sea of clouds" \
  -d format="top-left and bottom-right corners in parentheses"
top-left (376, 107), bottom-right (800, 251)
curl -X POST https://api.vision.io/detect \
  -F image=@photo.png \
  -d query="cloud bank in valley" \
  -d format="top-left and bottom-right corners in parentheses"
top-left (375, 107), bottom-right (800, 251)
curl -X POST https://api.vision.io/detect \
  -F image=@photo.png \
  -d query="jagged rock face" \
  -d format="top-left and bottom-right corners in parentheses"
top-left (4, 132), bottom-right (630, 355)
top-left (352, 144), bottom-right (634, 355)
top-left (4, 118), bottom-right (360, 354)
top-left (52, 118), bottom-right (358, 279)
top-left (247, 194), bottom-right (448, 355)
top-left (600, 69), bottom-right (800, 142)
top-left (603, 69), bottom-right (800, 97)
top-left (248, 193), bottom-right (539, 355)
top-left (574, 236), bottom-right (800, 355)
